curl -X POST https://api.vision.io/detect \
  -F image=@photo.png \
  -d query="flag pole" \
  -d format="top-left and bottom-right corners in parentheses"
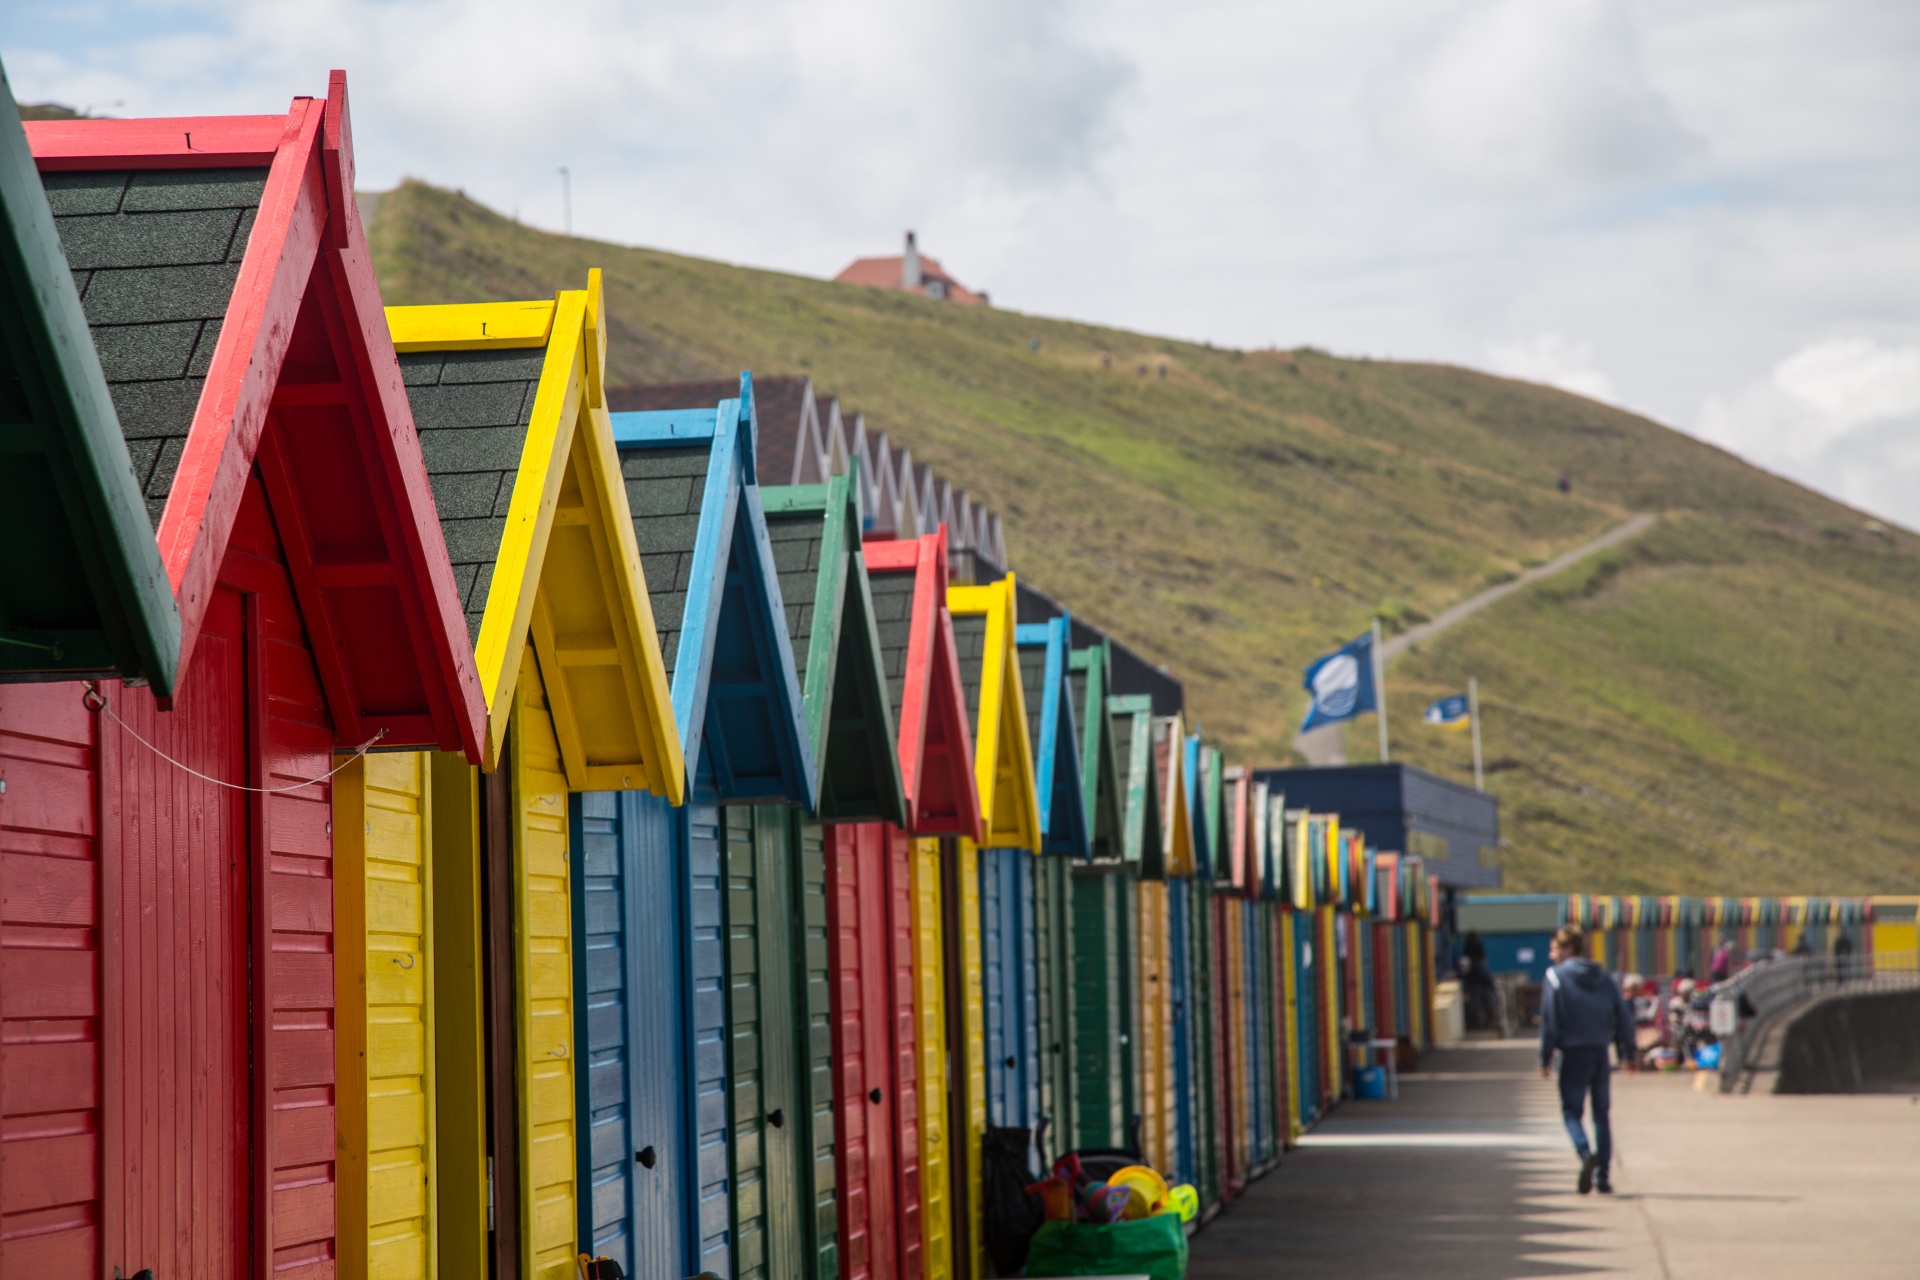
top-left (1469, 676), bottom-right (1484, 791)
top-left (1373, 617), bottom-right (1390, 762)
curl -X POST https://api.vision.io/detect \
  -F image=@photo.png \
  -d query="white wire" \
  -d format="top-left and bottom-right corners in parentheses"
top-left (87, 685), bottom-right (386, 794)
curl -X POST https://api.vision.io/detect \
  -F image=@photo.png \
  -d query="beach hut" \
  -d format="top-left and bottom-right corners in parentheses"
top-left (369, 272), bottom-right (681, 1280)
top-left (761, 451), bottom-right (923, 1280)
top-left (1065, 640), bottom-right (1136, 1154)
top-left (570, 378), bottom-right (817, 1279)
top-left (857, 526), bottom-right (983, 1280)
top-left (767, 465), bottom-right (933, 1280)
top-left (1183, 736), bottom-right (1224, 1208)
top-left (1111, 693), bottom-right (1170, 1171)
top-left (1015, 615), bottom-right (1090, 1157)
top-left (947, 574), bottom-right (1040, 1275)
top-left (7, 77), bottom-right (492, 1278)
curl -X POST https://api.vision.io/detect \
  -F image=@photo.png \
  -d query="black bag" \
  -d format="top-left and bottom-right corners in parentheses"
top-left (982, 1126), bottom-right (1044, 1276)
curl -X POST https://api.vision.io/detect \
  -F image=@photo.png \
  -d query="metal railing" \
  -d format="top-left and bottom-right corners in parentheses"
top-left (1712, 951), bottom-right (1920, 1093)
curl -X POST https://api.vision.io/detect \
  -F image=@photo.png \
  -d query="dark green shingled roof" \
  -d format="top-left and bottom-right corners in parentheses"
top-left (620, 445), bottom-right (708, 680)
top-left (868, 569), bottom-right (916, 730)
top-left (397, 346), bottom-right (545, 643)
top-left (1018, 643), bottom-right (1048, 756)
top-left (952, 611), bottom-right (987, 728)
top-left (763, 505), bottom-right (824, 691)
top-left (43, 168), bottom-right (266, 527)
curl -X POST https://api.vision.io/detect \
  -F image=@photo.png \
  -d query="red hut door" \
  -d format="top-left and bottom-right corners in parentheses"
top-left (98, 587), bottom-right (253, 1277)
top-left (99, 471), bottom-right (336, 1279)
top-left (828, 824), bottom-right (925, 1280)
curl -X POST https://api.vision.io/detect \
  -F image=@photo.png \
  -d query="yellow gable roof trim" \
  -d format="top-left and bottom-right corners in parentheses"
top-left (1156, 713), bottom-right (1196, 877)
top-left (388, 271), bottom-right (684, 803)
top-left (948, 576), bottom-right (1040, 854)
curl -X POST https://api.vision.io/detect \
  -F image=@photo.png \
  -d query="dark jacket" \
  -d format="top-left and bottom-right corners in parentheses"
top-left (1539, 958), bottom-right (1634, 1067)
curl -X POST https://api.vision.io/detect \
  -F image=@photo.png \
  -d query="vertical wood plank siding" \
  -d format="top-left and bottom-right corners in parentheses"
top-left (911, 838), bottom-right (952, 1280)
top-left (512, 658), bottom-right (578, 1280)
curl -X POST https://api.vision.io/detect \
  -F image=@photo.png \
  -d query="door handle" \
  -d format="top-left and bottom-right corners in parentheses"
top-left (768, 1109), bottom-right (785, 1129)
top-left (636, 1145), bottom-right (657, 1169)
top-left (869, 1087), bottom-right (884, 1105)
top-left (1003, 1056), bottom-right (1016, 1070)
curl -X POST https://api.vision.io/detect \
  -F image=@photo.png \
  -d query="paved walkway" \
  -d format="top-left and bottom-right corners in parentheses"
top-left (1188, 1039), bottom-right (1920, 1279)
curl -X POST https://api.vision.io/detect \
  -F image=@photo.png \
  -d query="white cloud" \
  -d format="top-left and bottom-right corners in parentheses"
top-left (1698, 337), bottom-right (1920, 527)
top-left (9, 0), bottom-right (1920, 526)
top-left (1483, 333), bottom-right (1615, 402)
top-left (1773, 338), bottom-right (1920, 429)
top-left (1371, 0), bottom-right (1703, 190)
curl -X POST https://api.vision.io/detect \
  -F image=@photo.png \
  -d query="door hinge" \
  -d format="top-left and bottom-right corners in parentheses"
top-left (487, 1156), bottom-right (495, 1231)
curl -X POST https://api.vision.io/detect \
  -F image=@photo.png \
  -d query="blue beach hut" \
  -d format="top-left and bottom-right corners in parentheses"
top-left (571, 375), bottom-right (817, 1278)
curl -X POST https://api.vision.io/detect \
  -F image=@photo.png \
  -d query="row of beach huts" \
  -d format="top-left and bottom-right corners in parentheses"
top-left (2, 74), bottom-right (1442, 1280)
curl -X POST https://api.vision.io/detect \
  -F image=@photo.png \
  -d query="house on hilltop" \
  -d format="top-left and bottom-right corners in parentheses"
top-left (836, 230), bottom-right (989, 305)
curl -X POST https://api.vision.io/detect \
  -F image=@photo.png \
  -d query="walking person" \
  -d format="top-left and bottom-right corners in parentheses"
top-left (1540, 924), bottom-right (1636, 1195)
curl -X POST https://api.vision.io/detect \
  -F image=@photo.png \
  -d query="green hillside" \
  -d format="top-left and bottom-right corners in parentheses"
top-left (366, 180), bottom-right (1920, 895)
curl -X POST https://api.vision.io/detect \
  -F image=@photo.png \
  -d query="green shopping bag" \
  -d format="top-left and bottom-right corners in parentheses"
top-left (1024, 1214), bottom-right (1189, 1280)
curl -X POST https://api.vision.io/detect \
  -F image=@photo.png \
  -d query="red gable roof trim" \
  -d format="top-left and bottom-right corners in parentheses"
top-left (865, 526), bottom-right (982, 841)
top-left (25, 114), bottom-right (291, 170)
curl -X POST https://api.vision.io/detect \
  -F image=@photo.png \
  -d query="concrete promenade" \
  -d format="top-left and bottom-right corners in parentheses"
top-left (1187, 1039), bottom-right (1920, 1279)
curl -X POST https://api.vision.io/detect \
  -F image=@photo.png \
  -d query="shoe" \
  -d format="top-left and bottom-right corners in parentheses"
top-left (1595, 1177), bottom-right (1614, 1195)
top-left (1577, 1152), bottom-right (1598, 1195)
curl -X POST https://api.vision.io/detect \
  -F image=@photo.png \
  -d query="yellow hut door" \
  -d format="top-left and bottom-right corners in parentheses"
top-left (513, 656), bottom-right (579, 1280)
top-left (336, 750), bottom-right (439, 1280)
top-left (911, 837), bottom-right (952, 1280)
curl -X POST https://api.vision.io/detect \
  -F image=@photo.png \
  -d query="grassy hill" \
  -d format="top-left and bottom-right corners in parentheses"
top-left (367, 180), bottom-right (1920, 895)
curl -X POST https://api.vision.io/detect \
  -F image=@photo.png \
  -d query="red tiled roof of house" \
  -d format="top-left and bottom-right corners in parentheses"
top-left (834, 254), bottom-right (989, 306)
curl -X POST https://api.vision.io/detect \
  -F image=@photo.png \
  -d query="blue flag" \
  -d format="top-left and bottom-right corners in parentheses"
top-left (1424, 693), bottom-right (1471, 730)
top-left (1300, 631), bottom-right (1378, 731)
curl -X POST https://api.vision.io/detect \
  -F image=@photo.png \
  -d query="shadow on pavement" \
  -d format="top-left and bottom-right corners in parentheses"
top-left (1188, 1043), bottom-right (1617, 1280)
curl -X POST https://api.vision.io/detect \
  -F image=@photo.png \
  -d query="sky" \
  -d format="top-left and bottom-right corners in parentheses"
top-left (11, 0), bottom-right (1920, 528)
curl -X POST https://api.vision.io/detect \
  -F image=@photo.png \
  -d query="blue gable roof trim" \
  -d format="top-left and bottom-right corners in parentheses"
top-left (1015, 616), bottom-right (1090, 859)
top-left (1184, 731), bottom-right (1214, 879)
top-left (611, 373), bottom-right (814, 807)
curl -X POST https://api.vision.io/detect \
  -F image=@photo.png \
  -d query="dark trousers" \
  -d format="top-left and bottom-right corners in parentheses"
top-left (1557, 1046), bottom-right (1612, 1172)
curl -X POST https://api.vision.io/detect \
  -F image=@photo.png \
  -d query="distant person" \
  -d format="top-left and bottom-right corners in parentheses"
top-left (1557, 473), bottom-right (1572, 495)
top-left (1708, 935), bottom-right (1735, 984)
top-left (1461, 930), bottom-right (1496, 1029)
top-left (1833, 929), bottom-right (1854, 983)
top-left (1792, 932), bottom-right (1813, 959)
top-left (1540, 923), bottom-right (1636, 1195)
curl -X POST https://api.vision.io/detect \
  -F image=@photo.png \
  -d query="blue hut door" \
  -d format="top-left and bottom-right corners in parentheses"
top-left (979, 846), bottom-right (1039, 1134)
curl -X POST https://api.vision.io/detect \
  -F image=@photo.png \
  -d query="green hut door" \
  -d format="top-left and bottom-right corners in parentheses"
top-left (1070, 867), bottom-right (1133, 1150)
top-left (726, 805), bottom-right (832, 1280)
top-left (1035, 854), bottom-right (1078, 1159)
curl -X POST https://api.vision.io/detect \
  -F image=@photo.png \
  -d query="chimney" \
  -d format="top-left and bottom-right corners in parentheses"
top-left (902, 230), bottom-right (922, 290)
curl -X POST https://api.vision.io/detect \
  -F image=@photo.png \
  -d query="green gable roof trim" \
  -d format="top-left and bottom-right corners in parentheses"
top-left (1070, 642), bottom-right (1124, 865)
top-left (1109, 693), bottom-right (1163, 877)
top-left (762, 463), bottom-right (906, 825)
top-left (0, 72), bottom-right (179, 694)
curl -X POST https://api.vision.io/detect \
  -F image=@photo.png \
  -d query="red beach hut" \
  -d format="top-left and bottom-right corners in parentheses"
top-left (834, 526), bottom-right (982, 1280)
top-left (3, 76), bottom-right (484, 1279)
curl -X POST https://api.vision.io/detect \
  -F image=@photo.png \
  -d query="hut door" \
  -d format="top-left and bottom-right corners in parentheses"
top-left (1068, 869), bottom-right (1124, 1151)
top-left (1035, 855), bottom-right (1075, 1159)
top-left (724, 805), bottom-right (803, 1280)
top-left (98, 586), bottom-right (253, 1279)
top-left (909, 837), bottom-right (950, 1280)
top-left (979, 846), bottom-right (1038, 1133)
top-left (827, 822), bottom-right (896, 1280)
top-left (1167, 878), bottom-right (1194, 1186)
top-left (601, 791), bottom-right (690, 1279)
